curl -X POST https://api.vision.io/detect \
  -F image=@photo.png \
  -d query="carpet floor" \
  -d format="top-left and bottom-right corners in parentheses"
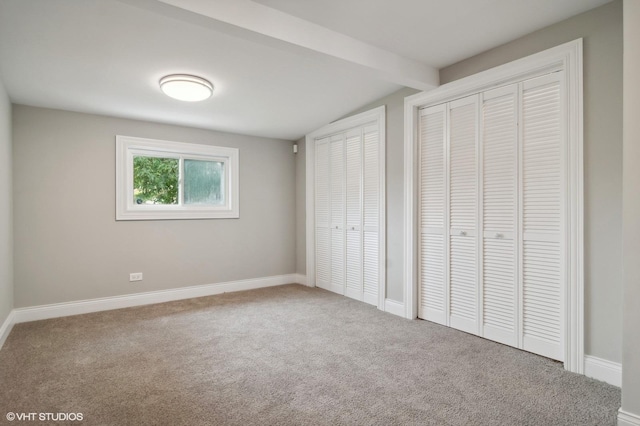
top-left (0, 284), bottom-right (620, 425)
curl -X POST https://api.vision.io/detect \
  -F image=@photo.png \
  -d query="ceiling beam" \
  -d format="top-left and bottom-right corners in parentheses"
top-left (153, 0), bottom-right (439, 90)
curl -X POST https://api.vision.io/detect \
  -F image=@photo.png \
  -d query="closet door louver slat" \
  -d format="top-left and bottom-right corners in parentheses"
top-left (363, 128), bottom-right (379, 229)
top-left (345, 132), bottom-right (362, 227)
top-left (363, 231), bottom-right (379, 304)
top-left (316, 228), bottom-right (330, 288)
top-left (345, 230), bottom-right (362, 298)
top-left (418, 105), bottom-right (447, 324)
top-left (448, 97), bottom-right (478, 334)
top-left (331, 135), bottom-right (345, 228)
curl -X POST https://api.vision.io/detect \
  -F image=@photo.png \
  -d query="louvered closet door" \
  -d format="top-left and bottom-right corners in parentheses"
top-left (362, 124), bottom-right (380, 306)
top-left (418, 104), bottom-right (447, 324)
top-left (520, 73), bottom-right (565, 361)
top-left (345, 128), bottom-right (363, 301)
top-left (315, 137), bottom-right (331, 291)
top-left (481, 85), bottom-right (519, 346)
top-left (448, 95), bottom-right (479, 334)
top-left (330, 134), bottom-right (346, 295)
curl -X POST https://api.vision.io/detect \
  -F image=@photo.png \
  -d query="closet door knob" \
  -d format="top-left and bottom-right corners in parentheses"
top-left (351, 226), bottom-right (355, 231)
top-left (460, 231), bottom-right (467, 236)
top-left (495, 233), bottom-right (503, 239)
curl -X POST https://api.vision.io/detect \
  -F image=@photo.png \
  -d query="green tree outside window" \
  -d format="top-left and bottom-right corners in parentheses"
top-left (133, 156), bottom-right (179, 204)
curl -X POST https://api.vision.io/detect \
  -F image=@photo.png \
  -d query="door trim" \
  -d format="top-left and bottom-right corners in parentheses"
top-left (306, 106), bottom-right (386, 310)
top-left (403, 39), bottom-right (583, 373)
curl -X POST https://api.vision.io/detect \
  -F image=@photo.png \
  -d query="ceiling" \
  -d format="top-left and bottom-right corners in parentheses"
top-left (0, 0), bottom-right (611, 141)
top-left (252, 0), bottom-right (612, 68)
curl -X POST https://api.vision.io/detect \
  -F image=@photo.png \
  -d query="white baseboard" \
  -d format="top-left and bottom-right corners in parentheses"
top-left (294, 273), bottom-right (308, 286)
top-left (584, 355), bottom-right (622, 387)
top-left (619, 409), bottom-right (640, 426)
top-left (0, 310), bottom-right (15, 351)
top-left (384, 298), bottom-right (405, 317)
top-left (11, 274), bottom-right (299, 325)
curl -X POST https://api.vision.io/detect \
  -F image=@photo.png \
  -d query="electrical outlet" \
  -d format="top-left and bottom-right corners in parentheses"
top-left (129, 272), bottom-right (143, 282)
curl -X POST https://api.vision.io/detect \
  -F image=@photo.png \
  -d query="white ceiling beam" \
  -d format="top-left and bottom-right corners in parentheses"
top-left (155, 0), bottom-right (439, 90)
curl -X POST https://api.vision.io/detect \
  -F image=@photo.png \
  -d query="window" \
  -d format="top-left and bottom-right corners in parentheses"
top-left (116, 136), bottom-right (239, 220)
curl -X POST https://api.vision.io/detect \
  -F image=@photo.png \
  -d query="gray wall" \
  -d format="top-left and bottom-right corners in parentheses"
top-left (0, 78), bottom-right (12, 326)
top-left (13, 105), bottom-right (296, 307)
top-left (295, 88), bottom-right (418, 301)
top-left (621, 0), bottom-right (640, 417)
top-left (440, 1), bottom-right (623, 363)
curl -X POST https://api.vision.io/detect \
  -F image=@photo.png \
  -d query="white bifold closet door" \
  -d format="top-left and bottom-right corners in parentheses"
top-left (418, 72), bottom-right (565, 362)
top-left (345, 128), bottom-right (363, 301)
top-left (418, 104), bottom-right (446, 324)
top-left (330, 134), bottom-right (346, 295)
top-left (362, 124), bottom-right (380, 305)
top-left (520, 73), bottom-right (565, 361)
top-left (448, 95), bottom-right (479, 334)
top-left (315, 137), bottom-right (331, 290)
top-left (481, 85), bottom-right (518, 347)
top-left (314, 123), bottom-right (381, 306)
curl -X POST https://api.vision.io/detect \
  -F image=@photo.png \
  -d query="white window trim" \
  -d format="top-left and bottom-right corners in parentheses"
top-left (305, 106), bottom-right (386, 310)
top-left (403, 39), bottom-right (584, 373)
top-left (116, 135), bottom-right (239, 220)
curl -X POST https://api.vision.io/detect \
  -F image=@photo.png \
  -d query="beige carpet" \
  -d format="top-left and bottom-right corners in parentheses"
top-left (0, 284), bottom-right (620, 425)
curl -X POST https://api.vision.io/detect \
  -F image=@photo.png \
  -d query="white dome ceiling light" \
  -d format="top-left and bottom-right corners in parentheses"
top-left (159, 74), bottom-right (213, 102)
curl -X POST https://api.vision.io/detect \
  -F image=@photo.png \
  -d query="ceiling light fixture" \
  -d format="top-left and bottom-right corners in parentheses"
top-left (159, 74), bottom-right (213, 102)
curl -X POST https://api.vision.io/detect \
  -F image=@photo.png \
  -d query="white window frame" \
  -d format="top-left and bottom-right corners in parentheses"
top-left (404, 39), bottom-right (583, 373)
top-left (116, 135), bottom-right (239, 220)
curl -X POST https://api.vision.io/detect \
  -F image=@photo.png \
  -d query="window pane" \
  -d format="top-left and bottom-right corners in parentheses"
top-left (184, 159), bottom-right (225, 205)
top-left (133, 156), bottom-right (179, 205)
